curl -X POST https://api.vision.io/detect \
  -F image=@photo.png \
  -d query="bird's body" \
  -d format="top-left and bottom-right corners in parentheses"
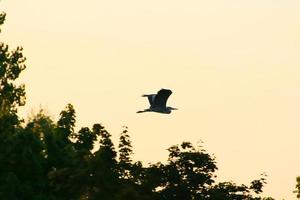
top-left (137, 89), bottom-right (177, 114)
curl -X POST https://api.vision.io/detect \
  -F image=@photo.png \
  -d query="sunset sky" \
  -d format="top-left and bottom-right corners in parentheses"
top-left (2, 0), bottom-right (300, 199)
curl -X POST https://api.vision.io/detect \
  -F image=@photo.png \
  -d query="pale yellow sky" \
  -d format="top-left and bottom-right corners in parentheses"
top-left (2, 0), bottom-right (300, 199)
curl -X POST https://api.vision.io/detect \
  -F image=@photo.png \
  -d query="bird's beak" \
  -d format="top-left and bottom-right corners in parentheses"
top-left (171, 107), bottom-right (178, 110)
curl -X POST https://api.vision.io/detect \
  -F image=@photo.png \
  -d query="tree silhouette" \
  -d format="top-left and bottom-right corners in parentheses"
top-left (118, 126), bottom-right (133, 179)
top-left (88, 124), bottom-right (119, 200)
top-left (157, 142), bottom-right (217, 200)
top-left (294, 176), bottom-right (300, 199)
top-left (0, 11), bottom-right (29, 200)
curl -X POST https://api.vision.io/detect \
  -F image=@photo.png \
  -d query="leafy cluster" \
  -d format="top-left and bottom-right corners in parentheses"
top-left (0, 12), bottom-right (273, 200)
top-left (0, 105), bottom-right (269, 200)
top-left (294, 176), bottom-right (300, 199)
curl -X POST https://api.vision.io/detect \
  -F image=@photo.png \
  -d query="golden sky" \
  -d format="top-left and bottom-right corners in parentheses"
top-left (2, 0), bottom-right (300, 199)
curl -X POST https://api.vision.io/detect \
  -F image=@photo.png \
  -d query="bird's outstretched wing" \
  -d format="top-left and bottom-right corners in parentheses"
top-left (142, 94), bottom-right (156, 106)
top-left (153, 89), bottom-right (172, 108)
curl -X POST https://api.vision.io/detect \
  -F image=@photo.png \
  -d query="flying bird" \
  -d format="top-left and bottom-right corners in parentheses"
top-left (137, 89), bottom-right (178, 114)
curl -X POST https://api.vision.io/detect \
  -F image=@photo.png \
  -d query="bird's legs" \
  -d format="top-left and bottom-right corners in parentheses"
top-left (136, 108), bottom-right (151, 113)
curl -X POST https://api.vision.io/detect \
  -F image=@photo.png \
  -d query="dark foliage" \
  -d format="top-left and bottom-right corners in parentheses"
top-left (294, 176), bottom-right (300, 199)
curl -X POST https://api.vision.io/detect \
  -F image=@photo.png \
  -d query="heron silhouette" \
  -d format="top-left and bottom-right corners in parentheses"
top-left (137, 89), bottom-right (178, 114)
